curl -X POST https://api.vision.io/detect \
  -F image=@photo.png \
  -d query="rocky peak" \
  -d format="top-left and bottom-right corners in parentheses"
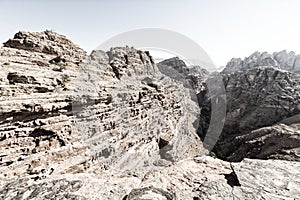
top-left (158, 57), bottom-right (188, 74)
top-left (222, 50), bottom-right (300, 74)
top-left (205, 55), bottom-right (300, 162)
top-left (3, 30), bottom-right (86, 62)
top-left (106, 46), bottom-right (156, 79)
top-left (158, 57), bottom-right (209, 93)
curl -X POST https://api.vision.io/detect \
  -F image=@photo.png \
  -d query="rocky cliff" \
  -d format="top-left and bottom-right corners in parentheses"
top-left (196, 51), bottom-right (300, 162)
top-left (0, 31), bottom-right (299, 199)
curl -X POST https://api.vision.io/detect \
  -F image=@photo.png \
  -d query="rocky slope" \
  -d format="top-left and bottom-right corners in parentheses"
top-left (157, 57), bottom-right (209, 93)
top-left (0, 31), bottom-right (299, 199)
top-left (198, 51), bottom-right (300, 162)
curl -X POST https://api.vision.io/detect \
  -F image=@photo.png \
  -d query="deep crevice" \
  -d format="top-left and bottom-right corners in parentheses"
top-left (223, 165), bottom-right (241, 187)
top-left (109, 63), bottom-right (121, 79)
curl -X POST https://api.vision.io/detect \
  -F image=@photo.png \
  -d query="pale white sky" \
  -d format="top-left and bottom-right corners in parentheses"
top-left (1, 0), bottom-right (300, 66)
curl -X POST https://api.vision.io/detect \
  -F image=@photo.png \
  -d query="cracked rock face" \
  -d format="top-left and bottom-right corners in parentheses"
top-left (1, 31), bottom-right (300, 199)
top-left (0, 31), bottom-right (203, 197)
top-left (71, 46), bottom-right (203, 173)
top-left (3, 30), bottom-right (86, 62)
top-left (222, 67), bottom-right (300, 136)
top-left (198, 52), bottom-right (300, 162)
top-left (158, 57), bottom-right (209, 94)
top-left (1, 156), bottom-right (299, 199)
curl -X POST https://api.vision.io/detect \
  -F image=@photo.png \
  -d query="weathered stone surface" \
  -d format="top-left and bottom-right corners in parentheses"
top-left (1, 31), bottom-right (300, 199)
top-left (3, 30), bottom-right (86, 63)
top-left (0, 31), bottom-right (202, 189)
top-left (215, 123), bottom-right (300, 162)
top-left (222, 67), bottom-right (300, 136)
top-left (1, 156), bottom-right (299, 199)
top-left (72, 47), bottom-right (203, 174)
top-left (158, 57), bottom-right (209, 93)
top-left (201, 54), bottom-right (300, 162)
top-left (232, 158), bottom-right (300, 199)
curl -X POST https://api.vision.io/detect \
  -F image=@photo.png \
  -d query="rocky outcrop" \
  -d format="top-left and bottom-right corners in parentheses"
top-left (71, 46), bottom-right (202, 173)
top-left (215, 123), bottom-right (300, 162)
top-left (158, 57), bottom-right (209, 93)
top-left (222, 67), bottom-right (300, 136)
top-left (1, 31), bottom-right (300, 199)
top-left (199, 51), bottom-right (300, 162)
top-left (0, 31), bottom-right (202, 192)
top-left (3, 30), bottom-right (86, 63)
top-left (158, 57), bottom-right (226, 150)
top-left (0, 34), bottom-right (88, 185)
top-left (222, 50), bottom-right (300, 74)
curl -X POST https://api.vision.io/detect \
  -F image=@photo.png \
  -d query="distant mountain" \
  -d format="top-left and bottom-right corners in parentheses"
top-left (222, 50), bottom-right (300, 74)
top-left (198, 50), bottom-right (300, 162)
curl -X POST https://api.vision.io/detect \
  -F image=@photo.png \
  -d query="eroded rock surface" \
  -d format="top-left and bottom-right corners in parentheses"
top-left (3, 30), bottom-right (86, 62)
top-left (158, 57), bottom-right (209, 93)
top-left (198, 51), bottom-right (300, 162)
top-left (222, 67), bottom-right (300, 136)
top-left (1, 156), bottom-right (299, 199)
top-left (1, 31), bottom-right (300, 199)
top-left (0, 31), bottom-right (203, 195)
top-left (216, 123), bottom-right (300, 162)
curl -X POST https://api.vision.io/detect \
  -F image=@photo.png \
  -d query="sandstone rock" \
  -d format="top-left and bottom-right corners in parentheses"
top-left (0, 31), bottom-right (203, 189)
top-left (72, 47), bottom-right (203, 174)
top-left (3, 30), bottom-right (86, 63)
top-left (158, 57), bottom-right (209, 93)
top-left (157, 57), bottom-right (226, 151)
top-left (1, 30), bottom-right (300, 199)
top-left (222, 67), bottom-right (300, 136)
top-left (1, 156), bottom-right (299, 199)
top-left (200, 54), bottom-right (300, 162)
top-left (215, 123), bottom-right (300, 162)
top-left (232, 158), bottom-right (300, 199)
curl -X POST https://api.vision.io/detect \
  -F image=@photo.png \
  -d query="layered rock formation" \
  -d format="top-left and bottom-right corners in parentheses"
top-left (3, 30), bottom-right (86, 62)
top-left (156, 54), bottom-right (300, 198)
top-left (197, 51), bottom-right (300, 162)
top-left (0, 31), bottom-right (87, 185)
top-left (0, 31), bottom-right (299, 199)
top-left (157, 57), bottom-right (209, 93)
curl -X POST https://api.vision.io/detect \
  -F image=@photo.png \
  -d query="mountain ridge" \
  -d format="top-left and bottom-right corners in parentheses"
top-left (0, 30), bottom-right (299, 199)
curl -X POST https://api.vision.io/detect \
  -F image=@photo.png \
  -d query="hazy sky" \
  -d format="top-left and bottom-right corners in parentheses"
top-left (1, 0), bottom-right (300, 66)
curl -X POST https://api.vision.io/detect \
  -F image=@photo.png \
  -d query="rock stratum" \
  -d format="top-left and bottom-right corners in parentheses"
top-left (0, 31), bottom-right (299, 199)
top-left (211, 52), bottom-right (300, 162)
